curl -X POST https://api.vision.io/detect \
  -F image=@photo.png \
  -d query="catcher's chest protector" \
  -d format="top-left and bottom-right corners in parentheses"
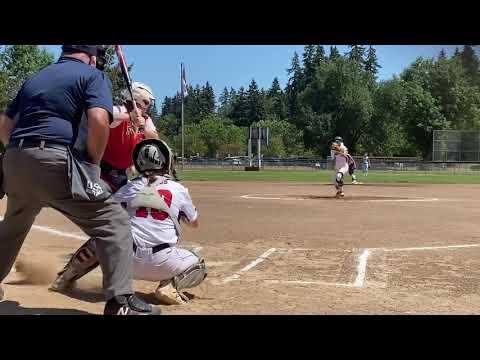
top-left (130, 183), bottom-right (183, 239)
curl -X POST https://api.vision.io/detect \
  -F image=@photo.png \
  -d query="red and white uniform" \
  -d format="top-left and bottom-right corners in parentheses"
top-left (331, 143), bottom-right (349, 173)
top-left (114, 176), bottom-right (199, 282)
top-left (102, 105), bottom-right (157, 170)
top-left (332, 143), bottom-right (349, 190)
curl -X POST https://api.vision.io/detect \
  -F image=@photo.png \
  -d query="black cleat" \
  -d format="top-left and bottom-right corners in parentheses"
top-left (104, 294), bottom-right (161, 315)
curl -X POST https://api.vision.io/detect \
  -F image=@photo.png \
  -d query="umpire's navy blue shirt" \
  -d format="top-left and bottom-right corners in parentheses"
top-left (6, 56), bottom-right (113, 146)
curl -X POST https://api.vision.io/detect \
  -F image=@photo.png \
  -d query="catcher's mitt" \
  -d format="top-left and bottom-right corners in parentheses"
top-left (330, 143), bottom-right (342, 152)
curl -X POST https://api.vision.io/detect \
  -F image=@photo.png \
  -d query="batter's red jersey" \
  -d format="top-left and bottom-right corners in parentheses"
top-left (102, 105), bottom-right (157, 170)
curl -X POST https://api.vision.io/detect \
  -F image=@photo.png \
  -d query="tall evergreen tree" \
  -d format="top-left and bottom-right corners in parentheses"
top-left (218, 87), bottom-right (231, 116)
top-left (246, 79), bottom-right (266, 124)
top-left (438, 48), bottom-right (447, 60)
top-left (161, 96), bottom-right (172, 116)
top-left (200, 81), bottom-right (216, 117)
top-left (460, 45), bottom-right (480, 85)
top-left (302, 45), bottom-right (316, 86)
top-left (287, 52), bottom-right (303, 86)
top-left (183, 84), bottom-right (202, 123)
top-left (230, 86), bottom-right (249, 127)
top-left (285, 52), bottom-right (304, 123)
top-left (229, 87), bottom-right (237, 100)
top-left (268, 77), bottom-right (287, 120)
top-left (364, 46), bottom-right (381, 76)
top-left (268, 77), bottom-right (282, 97)
top-left (313, 45), bottom-right (326, 67)
top-left (348, 45), bottom-right (366, 64)
top-left (219, 87), bottom-right (230, 108)
top-left (329, 46), bottom-right (341, 60)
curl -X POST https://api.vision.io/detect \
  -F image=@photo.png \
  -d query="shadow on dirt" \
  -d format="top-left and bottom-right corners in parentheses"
top-left (135, 290), bottom-right (198, 306)
top-left (0, 300), bottom-right (93, 315)
top-left (50, 287), bottom-right (105, 304)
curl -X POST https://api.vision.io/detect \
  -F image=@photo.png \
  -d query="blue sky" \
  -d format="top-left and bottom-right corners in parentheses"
top-left (44, 45), bottom-right (463, 106)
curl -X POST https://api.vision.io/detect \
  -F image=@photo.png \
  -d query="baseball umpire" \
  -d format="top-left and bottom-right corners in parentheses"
top-left (49, 81), bottom-right (161, 292)
top-left (0, 45), bottom-right (159, 315)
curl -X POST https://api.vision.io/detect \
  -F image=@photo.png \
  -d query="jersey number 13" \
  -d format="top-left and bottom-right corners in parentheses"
top-left (135, 189), bottom-right (173, 221)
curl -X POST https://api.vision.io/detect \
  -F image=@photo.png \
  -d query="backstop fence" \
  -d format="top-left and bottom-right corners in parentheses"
top-left (433, 130), bottom-right (480, 162)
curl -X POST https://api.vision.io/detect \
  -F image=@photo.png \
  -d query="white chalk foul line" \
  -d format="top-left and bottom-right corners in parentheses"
top-left (0, 216), bottom-right (89, 241)
top-left (277, 248), bottom-right (352, 253)
top-left (240, 194), bottom-right (440, 202)
top-left (265, 280), bottom-right (353, 287)
top-left (353, 249), bottom-right (370, 288)
top-left (31, 224), bottom-right (89, 241)
top-left (223, 248), bottom-right (277, 283)
top-left (366, 198), bottom-right (439, 203)
top-left (1, 216), bottom-right (204, 251)
top-left (374, 243), bottom-right (480, 252)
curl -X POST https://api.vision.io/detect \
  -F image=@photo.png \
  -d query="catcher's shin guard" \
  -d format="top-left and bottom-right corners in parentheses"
top-left (157, 254), bottom-right (208, 303)
top-left (50, 239), bottom-right (99, 291)
top-left (172, 257), bottom-right (207, 292)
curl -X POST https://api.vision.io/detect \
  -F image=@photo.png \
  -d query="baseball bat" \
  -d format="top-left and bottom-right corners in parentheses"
top-left (114, 45), bottom-right (143, 130)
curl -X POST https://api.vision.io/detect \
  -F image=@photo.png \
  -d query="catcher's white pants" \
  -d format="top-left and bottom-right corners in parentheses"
top-left (333, 164), bottom-right (349, 191)
top-left (133, 246), bottom-right (199, 282)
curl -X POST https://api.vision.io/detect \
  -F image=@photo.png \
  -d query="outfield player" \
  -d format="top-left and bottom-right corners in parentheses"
top-left (363, 153), bottom-right (370, 176)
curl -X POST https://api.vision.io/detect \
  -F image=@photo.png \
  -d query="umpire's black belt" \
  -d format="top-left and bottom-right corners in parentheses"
top-left (8, 139), bottom-right (69, 152)
top-left (133, 242), bottom-right (171, 254)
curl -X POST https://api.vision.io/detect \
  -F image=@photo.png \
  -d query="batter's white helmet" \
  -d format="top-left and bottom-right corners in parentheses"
top-left (121, 82), bottom-right (156, 105)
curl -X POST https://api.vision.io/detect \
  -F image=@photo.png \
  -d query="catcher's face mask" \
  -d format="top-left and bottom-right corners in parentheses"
top-left (133, 139), bottom-right (173, 175)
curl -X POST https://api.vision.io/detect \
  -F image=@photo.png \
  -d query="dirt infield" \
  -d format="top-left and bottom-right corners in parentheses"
top-left (2, 181), bottom-right (480, 314)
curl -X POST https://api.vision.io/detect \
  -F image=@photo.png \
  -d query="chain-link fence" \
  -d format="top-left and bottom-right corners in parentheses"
top-left (180, 157), bottom-right (480, 174)
top-left (433, 130), bottom-right (480, 162)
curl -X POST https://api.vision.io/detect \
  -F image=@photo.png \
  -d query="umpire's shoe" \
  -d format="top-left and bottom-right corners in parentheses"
top-left (104, 294), bottom-right (161, 315)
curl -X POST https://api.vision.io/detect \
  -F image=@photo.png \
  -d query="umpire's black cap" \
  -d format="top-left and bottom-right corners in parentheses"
top-left (61, 45), bottom-right (101, 56)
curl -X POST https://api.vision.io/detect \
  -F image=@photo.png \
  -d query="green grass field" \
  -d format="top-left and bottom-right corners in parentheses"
top-left (177, 169), bottom-right (480, 184)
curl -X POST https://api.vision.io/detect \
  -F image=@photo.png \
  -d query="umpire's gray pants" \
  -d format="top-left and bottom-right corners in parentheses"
top-left (0, 146), bottom-right (133, 300)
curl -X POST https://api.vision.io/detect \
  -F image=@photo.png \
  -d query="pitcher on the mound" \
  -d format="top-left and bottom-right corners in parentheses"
top-left (51, 139), bottom-right (207, 305)
top-left (330, 136), bottom-right (349, 198)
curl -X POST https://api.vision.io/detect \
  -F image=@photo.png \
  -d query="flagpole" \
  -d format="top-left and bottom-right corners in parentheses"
top-left (181, 63), bottom-right (185, 171)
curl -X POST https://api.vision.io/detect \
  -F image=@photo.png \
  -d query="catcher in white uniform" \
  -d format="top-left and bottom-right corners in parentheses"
top-left (51, 139), bottom-right (206, 305)
top-left (330, 136), bottom-right (350, 198)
